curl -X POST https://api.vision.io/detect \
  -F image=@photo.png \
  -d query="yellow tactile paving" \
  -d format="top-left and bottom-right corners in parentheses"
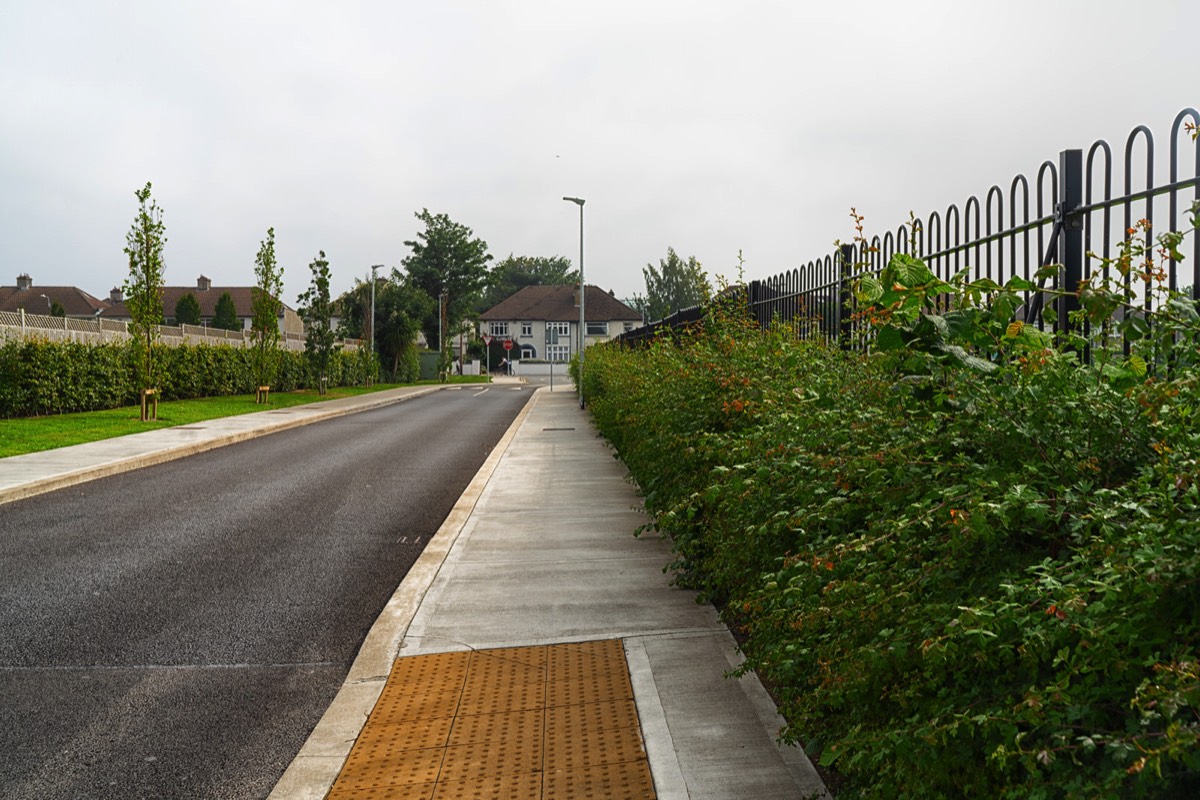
top-left (326, 640), bottom-right (656, 800)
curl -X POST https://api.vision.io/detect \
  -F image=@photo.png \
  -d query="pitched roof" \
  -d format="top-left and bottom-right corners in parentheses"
top-left (100, 286), bottom-right (291, 319)
top-left (0, 285), bottom-right (110, 317)
top-left (480, 285), bottom-right (641, 322)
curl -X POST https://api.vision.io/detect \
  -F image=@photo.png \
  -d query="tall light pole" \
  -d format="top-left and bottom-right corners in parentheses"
top-left (562, 196), bottom-right (585, 407)
top-left (369, 264), bottom-right (383, 357)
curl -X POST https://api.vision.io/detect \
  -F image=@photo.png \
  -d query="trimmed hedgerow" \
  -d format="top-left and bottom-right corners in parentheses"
top-left (0, 338), bottom-right (372, 418)
top-left (581, 242), bottom-right (1200, 798)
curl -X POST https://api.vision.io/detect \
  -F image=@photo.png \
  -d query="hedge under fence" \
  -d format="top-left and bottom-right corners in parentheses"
top-left (0, 338), bottom-right (374, 418)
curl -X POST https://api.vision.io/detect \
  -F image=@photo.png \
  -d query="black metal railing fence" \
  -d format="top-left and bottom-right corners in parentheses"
top-left (619, 108), bottom-right (1200, 353)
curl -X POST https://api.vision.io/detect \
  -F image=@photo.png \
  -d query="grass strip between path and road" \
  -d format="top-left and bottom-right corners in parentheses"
top-left (0, 377), bottom-right (489, 459)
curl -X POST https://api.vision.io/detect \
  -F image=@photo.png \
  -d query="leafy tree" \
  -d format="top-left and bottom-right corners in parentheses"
top-left (50, 300), bottom-right (66, 318)
top-left (298, 251), bottom-right (336, 394)
top-left (174, 293), bottom-right (201, 325)
top-left (123, 181), bottom-right (167, 404)
top-left (251, 227), bottom-right (284, 388)
top-left (336, 273), bottom-right (431, 382)
top-left (212, 291), bottom-right (240, 331)
top-left (402, 209), bottom-right (492, 351)
top-left (482, 254), bottom-right (577, 309)
top-left (334, 280), bottom-right (371, 341)
top-left (377, 275), bottom-right (432, 382)
top-left (633, 247), bottom-right (711, 322)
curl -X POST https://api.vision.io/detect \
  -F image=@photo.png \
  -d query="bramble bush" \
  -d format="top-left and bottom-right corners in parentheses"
top-left (581, 218), bottom-right (1200, 798)
top-left (0, 339), bottom-right (374, 418)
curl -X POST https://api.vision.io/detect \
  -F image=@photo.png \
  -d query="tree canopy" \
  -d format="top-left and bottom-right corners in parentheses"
top-left (401, 209), bottom-right (492, 350)
top-left (481, 254), bottom-right (577, 309)
top-left (632, 247), bottom-right (711, 323)
top-left (213, 291), bottom-right (240, 330)
top-left (174, 293), bottom-right (201, 325)
top-left (336, 273), bottom-right (432, 383)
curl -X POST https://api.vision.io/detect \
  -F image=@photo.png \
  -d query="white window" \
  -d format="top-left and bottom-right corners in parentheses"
top-left (548, 321), bottom-right (569, 337)
top-left (586, 321), bottom-right (608, 336)
top-left (489, 322), bottom-right (509, 337)
top-left (521, 322), bottom-right (532, 337)
top-left (520, 346), bottom-right (535, 359)
top-left (547, 344), bottom-right (570, 362)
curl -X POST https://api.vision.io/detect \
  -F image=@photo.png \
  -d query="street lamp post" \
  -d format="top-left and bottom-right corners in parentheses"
top-left (369, 264), bottom-right (383, 357)
top-left (562, 196), bottom-right (585, 407)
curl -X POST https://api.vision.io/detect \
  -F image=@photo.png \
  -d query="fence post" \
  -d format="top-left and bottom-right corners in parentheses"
top-left (1056, 149), bottom-right (1084, 335)
top-left (838, 244), bottom-right (855, 348)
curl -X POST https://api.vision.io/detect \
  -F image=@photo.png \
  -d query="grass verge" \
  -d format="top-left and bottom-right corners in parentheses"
top-left (0, 376), bottom-right (489, 458)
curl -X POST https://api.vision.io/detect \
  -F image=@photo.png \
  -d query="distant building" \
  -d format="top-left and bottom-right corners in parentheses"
top-left (479, 285), bottom-right (641, 361)
top-left (0, 273), bottom-right (110, 318)
top-left (100, 274), bottom-right (303, 335)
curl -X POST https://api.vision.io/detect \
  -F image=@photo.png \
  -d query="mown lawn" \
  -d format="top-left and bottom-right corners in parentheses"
top-left (0, 377), bottom-right (488, 458)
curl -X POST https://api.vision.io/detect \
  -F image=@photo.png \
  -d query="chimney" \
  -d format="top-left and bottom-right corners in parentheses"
top-left (110, 286), bottom-right (123, 303)
top-left (197, 275), bottom-right (212, 291)
top-left (16, 273), bottom-right (32, 290)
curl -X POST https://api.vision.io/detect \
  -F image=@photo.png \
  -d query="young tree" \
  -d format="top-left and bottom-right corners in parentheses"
top-left (402, 209), bottom-right (492, 350)
top-left (123, 181), bottom-right (167, 414)
top-left (174, 293), bottom-right (201, 325)
top-left (213, 291), bottom-right (240, 330)
top-left (482, 254), bottom-right (577, 309)
top-left (50, 300), bottom-right (66, 318)
top-left (251, 227), bottom-right (284, 388)
top-left (634, 247), bottom-right (712, 323)
top-left (298, 251), bottom-right (336, 394)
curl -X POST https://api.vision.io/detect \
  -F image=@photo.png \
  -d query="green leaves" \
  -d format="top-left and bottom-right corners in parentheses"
top-left (582, 283), bottom-right (1200, 798)
top-left (252, 226), bottom-right (284, 388)
top-left (638, 247), bottom-right (712, 323)
top-left (123, 181), bottom-right (167, 395)
top-left (0, 339), bottom-right (372, 418)
top-left (298, 251), bottom-right (338, 394)
top-left (402, 209), bottom-right (493, 351)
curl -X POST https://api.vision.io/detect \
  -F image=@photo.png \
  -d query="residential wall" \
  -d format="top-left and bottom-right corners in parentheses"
top-left (0, 310), bottom-right (356, 352)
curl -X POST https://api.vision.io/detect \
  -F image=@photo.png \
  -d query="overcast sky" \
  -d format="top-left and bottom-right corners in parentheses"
top-left (1, 0), bottom-right (1196, 309)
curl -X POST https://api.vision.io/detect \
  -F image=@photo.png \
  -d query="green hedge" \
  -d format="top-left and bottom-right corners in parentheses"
top-left (582, 280), bottom-right (1200, 797)
top-left (0, 338), bottom-right (373, 418)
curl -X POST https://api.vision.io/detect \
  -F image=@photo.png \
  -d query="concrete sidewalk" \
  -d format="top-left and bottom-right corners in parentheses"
top-left (272, 385), bottom-right (827, 799)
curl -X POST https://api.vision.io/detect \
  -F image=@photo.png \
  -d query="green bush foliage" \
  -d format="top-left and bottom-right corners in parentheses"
top-left (582, 233), bottom-right (1200, 797)
top-left (0, 338), bottom-right (373, 418)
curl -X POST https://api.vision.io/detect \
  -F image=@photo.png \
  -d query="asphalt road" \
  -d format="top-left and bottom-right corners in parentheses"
top-left (0, 385), bottom-right (533, 799)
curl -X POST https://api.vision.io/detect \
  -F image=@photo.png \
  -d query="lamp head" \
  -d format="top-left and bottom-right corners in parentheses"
top-left (562, 196), bottom-right (585, 207)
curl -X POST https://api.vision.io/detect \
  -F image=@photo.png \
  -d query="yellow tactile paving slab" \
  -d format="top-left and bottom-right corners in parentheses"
top-left (326, 640), bottom-right (656, 800)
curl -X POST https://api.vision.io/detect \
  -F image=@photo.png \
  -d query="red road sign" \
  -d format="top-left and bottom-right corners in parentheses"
top-left (503, 338), bottom-right (513, 351)
top-left (482, 334), bottom-right (492, 345)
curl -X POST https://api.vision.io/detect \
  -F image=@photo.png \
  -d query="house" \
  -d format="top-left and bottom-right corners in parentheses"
top-left (478, 284), bottom-right (642, 361)
top-left (0, 273), bottom-right (110, 318)
top-left (100, 274), bottom-right (303, 335)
